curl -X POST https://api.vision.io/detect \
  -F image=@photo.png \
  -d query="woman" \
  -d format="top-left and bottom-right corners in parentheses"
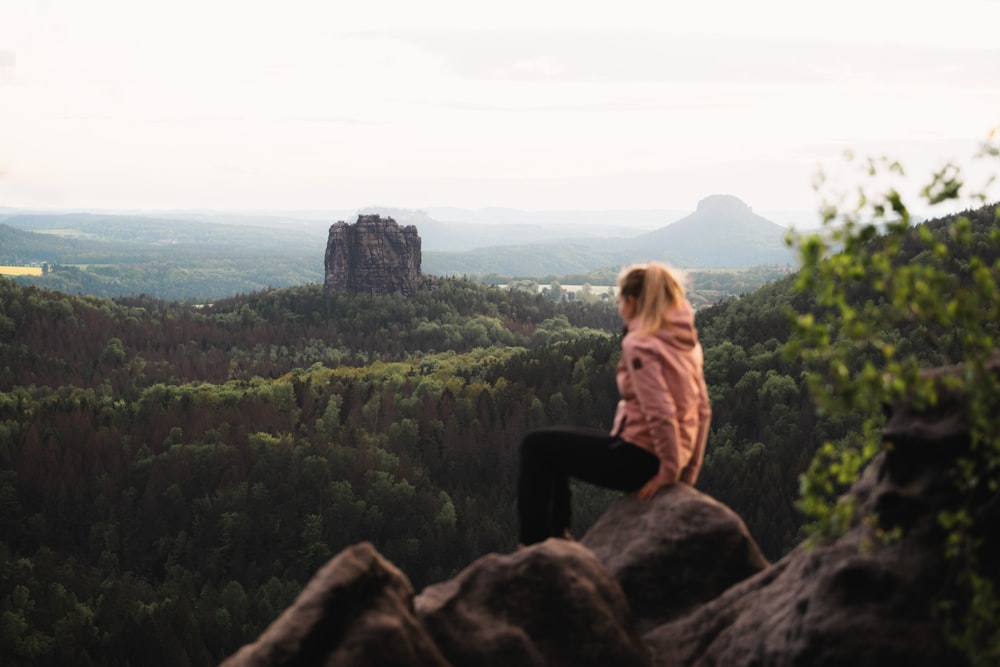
top-left (517, 262), bottom-right (711, 545)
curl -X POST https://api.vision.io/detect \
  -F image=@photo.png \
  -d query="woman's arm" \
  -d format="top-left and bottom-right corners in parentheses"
top-left (622, 337), bottom-right (683, 487)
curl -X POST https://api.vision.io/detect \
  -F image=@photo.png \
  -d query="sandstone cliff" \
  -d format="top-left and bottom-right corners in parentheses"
top-left (324, 215), bottom-right (422, 297)
top-left (223, 359), bottom-right (997, 666)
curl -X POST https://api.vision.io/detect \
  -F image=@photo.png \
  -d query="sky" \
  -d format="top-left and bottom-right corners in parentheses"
top-left (1, 0), bottom-right (999, 221)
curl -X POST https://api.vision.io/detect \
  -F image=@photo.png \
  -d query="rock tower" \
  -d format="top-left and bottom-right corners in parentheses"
top-left (323, 215), bottom-right (422, 297)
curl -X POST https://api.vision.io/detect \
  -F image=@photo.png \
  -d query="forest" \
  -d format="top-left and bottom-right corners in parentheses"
top-left (1, 202), bottom-right (998, 665)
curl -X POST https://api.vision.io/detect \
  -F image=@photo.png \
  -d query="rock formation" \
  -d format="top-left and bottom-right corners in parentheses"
top-left (223, 359), bottom-right (997, 666)
top-left (642, 359), bottom-right (996, 667)
top-left (581, 484), bottom-right (769, 633)
top-left (415, 539), bottom-right (650, 667)
top-left (324, 215), bottom-right (421, 297)
top-left (219, 542), bottom-right (450, 667)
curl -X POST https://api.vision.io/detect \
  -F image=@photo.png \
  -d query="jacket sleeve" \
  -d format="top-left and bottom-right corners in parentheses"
top-left (621, 337), bottom-right (682, 484)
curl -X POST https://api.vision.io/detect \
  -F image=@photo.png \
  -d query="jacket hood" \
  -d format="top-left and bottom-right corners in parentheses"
top-left (624, 299), bottom-right (698, 350)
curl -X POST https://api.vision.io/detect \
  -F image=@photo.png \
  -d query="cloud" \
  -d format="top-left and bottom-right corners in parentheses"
top-left (394, 98), bottom-right (738, 115)
top-left (377, 30), bottom-right (997, 87)
top-left (288, 116), bottom-right (374, 126)
top-left (0, 49), bottom-right (14, 81)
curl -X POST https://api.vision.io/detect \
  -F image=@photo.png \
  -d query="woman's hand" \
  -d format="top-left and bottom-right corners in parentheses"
top-left (637, 476), bottom-right (670, 501)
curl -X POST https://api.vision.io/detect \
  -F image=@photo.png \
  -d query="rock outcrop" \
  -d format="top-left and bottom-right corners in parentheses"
top-left (222, 484), bottom-right (769, 666)
top-left (223, 360), bottom-right (997, 666)
top-left (220, 542), bottom-right (449, 667)
top-left (415, 539), bottom-right (650, 667)
top-left (642, 360), bottom-right (994, 667)
top-left (324, 215), bottom-right (421, 297)
top-left (582, 484), bottom-right (769, 632)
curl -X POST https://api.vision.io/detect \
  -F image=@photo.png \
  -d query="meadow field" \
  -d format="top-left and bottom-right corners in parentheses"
top-left (0, 266), bottom-right (43, 276)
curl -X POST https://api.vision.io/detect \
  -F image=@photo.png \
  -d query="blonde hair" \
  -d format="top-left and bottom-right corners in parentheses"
top-left (617, 262), bottom-right (687, 335)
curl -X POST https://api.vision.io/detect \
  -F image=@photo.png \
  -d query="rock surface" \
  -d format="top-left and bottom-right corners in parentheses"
top-left (643, 511), bottom-right (964, 666)
top-left (415, 539), bottom-right (650, 667)
top-left (324, 214), bottom-right (422, 297)
top-left (581, 483), bottom-right (769, 632)
top-left (220, 542), bottom-right (448, 667)
top-left (643, 360), bottom-right (994, 667)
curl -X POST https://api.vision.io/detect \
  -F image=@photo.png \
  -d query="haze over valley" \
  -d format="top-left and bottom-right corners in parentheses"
top-left (3, 1), bottom-right (996, 218)
top-left (1, 194), bottom-right (798, 302)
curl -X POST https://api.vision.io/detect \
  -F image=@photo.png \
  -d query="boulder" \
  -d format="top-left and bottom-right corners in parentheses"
top-left (220, 542), bottom-right (448, 667)
top-left (581, 483), bottom-right (769, 632)
top-left (414, 538), bottom-right (650, 667)
top-left (643, 518), bottom-right (966, 666)
top-left (642, 360), bottom-right (997, 667)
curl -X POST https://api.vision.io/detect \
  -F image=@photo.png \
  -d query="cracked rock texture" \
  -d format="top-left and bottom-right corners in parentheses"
top-left (324, 215), bottom-right (421, 297)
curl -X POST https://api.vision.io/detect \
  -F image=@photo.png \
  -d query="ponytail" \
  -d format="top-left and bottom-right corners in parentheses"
top-left (617, 262), bottom-right (687, 335)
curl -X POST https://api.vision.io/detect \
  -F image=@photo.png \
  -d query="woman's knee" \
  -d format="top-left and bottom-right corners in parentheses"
top-left (519, 430), bottom-right (547, 460)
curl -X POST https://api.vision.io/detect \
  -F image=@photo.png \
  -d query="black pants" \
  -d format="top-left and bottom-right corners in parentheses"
top-left (517, 426), bottom-right (659, 545)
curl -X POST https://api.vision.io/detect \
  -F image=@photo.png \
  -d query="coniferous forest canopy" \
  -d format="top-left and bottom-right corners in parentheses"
top-left (1, 203), bottom-right (998, 665)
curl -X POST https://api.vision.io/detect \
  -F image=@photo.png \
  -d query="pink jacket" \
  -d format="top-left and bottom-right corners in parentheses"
top-left (611, 300), bottom-right (711, 486)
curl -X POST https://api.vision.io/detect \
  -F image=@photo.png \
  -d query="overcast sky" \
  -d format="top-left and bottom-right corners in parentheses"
top-left (1, 0), bottom-right (998, 220)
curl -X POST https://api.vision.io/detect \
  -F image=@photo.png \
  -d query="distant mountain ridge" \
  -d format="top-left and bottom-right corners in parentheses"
top-left (3, 197), bottom-right (797, 282)
top-left (422, 195), bottom-right (795, 275)
top-left (630, 195), bottom-right (792, 267)
top-left (0, 212), bottom-right (327, 262)
top-left (359, 206), bottom-right (672, 252)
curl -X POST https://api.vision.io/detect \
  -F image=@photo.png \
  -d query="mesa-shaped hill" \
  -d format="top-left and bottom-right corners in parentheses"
top-left (421, 195), bottom-right (795, 275)
top-left (626, 194), bottom-right (793, 267)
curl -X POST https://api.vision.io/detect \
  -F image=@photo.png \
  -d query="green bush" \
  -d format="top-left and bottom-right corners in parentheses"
top-left (787, 132), bottom-right (1000, 664)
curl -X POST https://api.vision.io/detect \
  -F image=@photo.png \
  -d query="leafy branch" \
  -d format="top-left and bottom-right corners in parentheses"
top-left (787, 128), bottom-right (1000, 664)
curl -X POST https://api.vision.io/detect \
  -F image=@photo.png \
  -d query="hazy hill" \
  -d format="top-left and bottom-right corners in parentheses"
top-left (359, 206), bottom-right (674, 252)
top-left (422, 195), bottom-right (795, 275)
top-left (0, 212), bottom-right (325, 258)
top-left (357, 207), bottom-right (561, 252)
top-left (627, 194), bottom-right (793, 267)
top-left (0, 214), bottom-right (328, 301)
top-left (0, 223), bottom-right (68, 259)
top-left (3, 199), bottom-right (796, 298)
